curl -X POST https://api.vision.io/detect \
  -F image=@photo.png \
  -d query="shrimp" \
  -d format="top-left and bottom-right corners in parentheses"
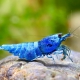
top-left (0, 26), bottom-right (80, 62)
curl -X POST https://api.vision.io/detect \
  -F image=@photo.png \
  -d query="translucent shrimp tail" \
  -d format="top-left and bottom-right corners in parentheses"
top-left (0, 46), bottom-right (3, 50)
top-left (0, 45), bottom-right (12, 51)
top-left (0, 44), bottom-right (19, 56)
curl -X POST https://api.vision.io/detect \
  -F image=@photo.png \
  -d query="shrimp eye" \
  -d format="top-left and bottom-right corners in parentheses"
top-left (58, 33), bottom-right (62, 38)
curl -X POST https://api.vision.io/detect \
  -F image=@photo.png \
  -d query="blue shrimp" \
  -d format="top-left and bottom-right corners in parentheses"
top-left (0, 27), bottom-right (79, 62)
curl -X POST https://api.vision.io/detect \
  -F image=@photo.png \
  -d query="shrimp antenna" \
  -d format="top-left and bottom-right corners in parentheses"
top-left (70, 26), bottom-right (80, 34)
top-left (72, 33), bottom-right (79, 39)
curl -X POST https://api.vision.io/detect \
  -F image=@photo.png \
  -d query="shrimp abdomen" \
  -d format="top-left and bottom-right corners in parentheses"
top-left (0, 42), bottom-right (42, 61)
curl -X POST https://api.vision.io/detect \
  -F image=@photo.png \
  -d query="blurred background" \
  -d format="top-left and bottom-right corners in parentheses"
top-left (0, 0), bottom-right (80, 60)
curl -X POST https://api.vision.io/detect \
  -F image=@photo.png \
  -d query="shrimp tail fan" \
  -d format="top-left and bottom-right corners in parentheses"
top-left (0, 44), bottom-right (20, 56)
